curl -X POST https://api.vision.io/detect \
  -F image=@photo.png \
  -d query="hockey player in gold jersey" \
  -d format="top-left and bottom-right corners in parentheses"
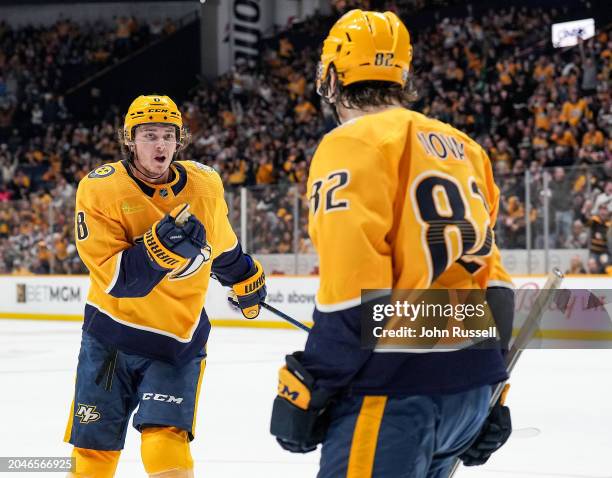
top-left (64, 95), bottom-right (266, 477)
top-left (271, 10), bottom-right (514, 477)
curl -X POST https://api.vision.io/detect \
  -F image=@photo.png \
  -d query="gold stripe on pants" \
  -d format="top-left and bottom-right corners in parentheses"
top-left (347, 396), bottom-right (388, 478)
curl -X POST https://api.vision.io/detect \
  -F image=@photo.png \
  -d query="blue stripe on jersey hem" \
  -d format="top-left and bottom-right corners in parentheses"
top-left (346, 371), bottom-right (508, 397)
top-left (83, 304), bottom-right (210, 366)
top-left (303, 306), bottom-right (508, 396)
top-left (347, 348), bottom-right (508, 396)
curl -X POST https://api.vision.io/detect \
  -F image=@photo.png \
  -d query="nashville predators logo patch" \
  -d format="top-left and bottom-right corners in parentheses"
top-left (75, 403), bottom-right (101, 424)
top-left (88, 165), bottom-right (115, 179)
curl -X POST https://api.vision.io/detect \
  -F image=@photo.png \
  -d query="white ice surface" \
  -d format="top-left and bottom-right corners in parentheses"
top-left (0, 319), bottom-right (611, 478)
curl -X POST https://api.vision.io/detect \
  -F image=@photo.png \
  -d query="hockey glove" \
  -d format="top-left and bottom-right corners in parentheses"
top-left (144, 203), bottom-right (206, 271)
top-left (270, 352), bottom-right (332, 453)
top-left (230, 257), bottom-right (266, 319)
top-left (460, 384), bottom-right (512, 466)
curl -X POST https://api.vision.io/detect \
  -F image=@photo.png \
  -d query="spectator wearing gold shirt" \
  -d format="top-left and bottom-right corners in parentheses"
top-left (560, 90), bottom-right (588, 126)
top-left (256, 156), bottom-right (274, 185)
top-left (582, 122), bottom-right (605, 148)
top-left (551, 124), bottom-right (578, 149)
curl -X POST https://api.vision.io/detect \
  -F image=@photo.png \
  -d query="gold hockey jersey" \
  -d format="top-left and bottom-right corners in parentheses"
top-left (301, 107), bottom-right (512, 395)
top-left (307, 107), bottom-right (513, 311)
top-left (75, 160), bottom-right (243, 364)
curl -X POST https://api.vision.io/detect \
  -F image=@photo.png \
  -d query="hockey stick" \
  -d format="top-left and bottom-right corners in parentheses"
top-left (174, 204), bottom-right (192, 225)
top-left (176, 205), bottom-right (312, 332)
top-left (174, 205), bottom-right (208, 248)
top-left (448, 268), bottom-right (564, 477)
top-left (260, 301), bottom-right (312, 332)
top-left (227, 297), bottom-right (312, 332)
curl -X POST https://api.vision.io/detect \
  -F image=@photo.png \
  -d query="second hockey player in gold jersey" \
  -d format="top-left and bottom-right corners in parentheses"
top-left (271, 10), bottom-right (514, 477)
top-left (64, 95), bottom-right (266, 478)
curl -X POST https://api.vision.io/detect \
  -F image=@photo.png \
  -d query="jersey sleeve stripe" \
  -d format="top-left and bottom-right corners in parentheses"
top-left (315, 290), bottom-right (389, 312)
top-left (221, 239), bottom-right (239, 254)
top-left (316, 297), bottom-right (362, 312)
top-left (86, 300), bottom-right (198, 342)
top-left (104, 251), bottom-right (123, 294)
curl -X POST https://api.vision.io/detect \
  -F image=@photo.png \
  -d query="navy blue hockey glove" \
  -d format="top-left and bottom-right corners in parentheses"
top-left (230, 256), bottom-right (266, 319)
top-left (144, 203), bottom-right (206, 270)
top-left (460, 384), bottom-right (512, 466)
top-left (271, 352), bottom-right (332, 453)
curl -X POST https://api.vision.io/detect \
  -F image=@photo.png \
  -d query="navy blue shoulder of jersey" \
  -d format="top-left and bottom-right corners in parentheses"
top-left (303, 305), bottom-right (508, 396)
top-left (83, 304), bottom-right (210, 366)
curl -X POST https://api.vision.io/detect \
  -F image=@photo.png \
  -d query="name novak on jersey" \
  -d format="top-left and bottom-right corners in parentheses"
top-left (417, 131), bottom-right (466, 161)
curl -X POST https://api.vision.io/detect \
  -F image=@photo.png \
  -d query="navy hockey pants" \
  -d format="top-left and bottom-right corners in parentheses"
top-left (318, 385), bottom-right (491, 478)
top-left (64, 332), bottom-right (206, 450)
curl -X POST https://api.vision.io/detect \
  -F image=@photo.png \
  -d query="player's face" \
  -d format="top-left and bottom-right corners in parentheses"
top-left (133, 124), bottom-right (178, 178)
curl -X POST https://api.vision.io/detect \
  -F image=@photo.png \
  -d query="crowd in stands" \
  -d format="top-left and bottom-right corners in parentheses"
top-left (0, 14), bottom-right (176, 273)
top-left (0, 2), bottom-right (610, 274)
top-left (0, 16), bottom-right (177, 139)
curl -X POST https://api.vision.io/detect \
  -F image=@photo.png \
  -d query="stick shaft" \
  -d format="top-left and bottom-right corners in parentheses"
top-left (227, 297), bottom-right (311, 332)
top-left (261, 301), bottom-right (311, 332)
top-left (448, 268), bottom-right (564, 477)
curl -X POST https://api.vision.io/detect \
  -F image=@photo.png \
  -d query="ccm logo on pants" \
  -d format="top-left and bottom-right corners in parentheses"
top-left (142, 393), bottom-right (184, 404)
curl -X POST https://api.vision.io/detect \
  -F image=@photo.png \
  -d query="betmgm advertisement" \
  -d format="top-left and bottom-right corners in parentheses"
top-left (16, 283), bottom-right (81, 305)
top-left (1, 276), bottom-right (86, 317)
top-left (0, 275), bottom-right (319, 326)
top-left (1, 276), bottom-right (612, 348)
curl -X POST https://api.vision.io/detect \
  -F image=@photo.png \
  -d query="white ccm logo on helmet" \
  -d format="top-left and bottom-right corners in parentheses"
top-left (142, 393), bottom-right (184, 404)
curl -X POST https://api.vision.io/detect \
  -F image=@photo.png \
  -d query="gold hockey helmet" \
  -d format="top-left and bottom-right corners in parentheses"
top-left (123, 95), bottom-right (186, 145)
top-left (317, 9), bottom-right (412, 95)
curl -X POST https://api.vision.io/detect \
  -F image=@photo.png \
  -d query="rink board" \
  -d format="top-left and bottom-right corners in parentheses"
top-left (0, 275), bottom-right (611, 344)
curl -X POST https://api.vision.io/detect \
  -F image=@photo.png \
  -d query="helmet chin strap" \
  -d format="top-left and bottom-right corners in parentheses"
top-left (129, 149), bottom-right (172, 181)
top-left (321, 96), bottom-right (342, 126)
top-left (331, 104), bottom-right (342, 126)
